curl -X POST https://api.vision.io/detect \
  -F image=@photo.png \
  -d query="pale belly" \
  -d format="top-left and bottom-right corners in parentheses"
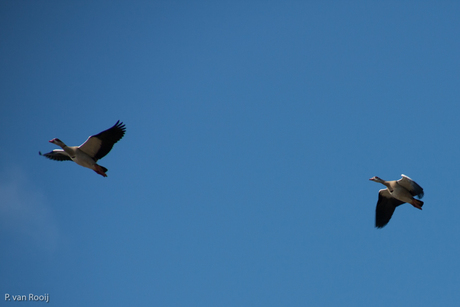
top-left (71, 152), bottom-right (96, 170)
top-left (389, 187), bottom-right (413, 203)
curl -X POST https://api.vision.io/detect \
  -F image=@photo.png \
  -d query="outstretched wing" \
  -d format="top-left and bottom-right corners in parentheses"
top-left (39, 150), bottom-right (72, 162)
top-left (375, 189), bottom-right (405, 228)
top-left (398, 174), bottom-right (424, 199)
top-left (78, 121), bottom-right (126, 161)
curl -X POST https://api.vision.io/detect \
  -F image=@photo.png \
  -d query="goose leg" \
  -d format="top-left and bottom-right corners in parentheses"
top-left (93, 165), bottom-right (108, 177)
top-left (410, 199), bottom-right (423, 210)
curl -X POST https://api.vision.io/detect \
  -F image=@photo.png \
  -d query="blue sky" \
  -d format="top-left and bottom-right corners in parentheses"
top-left (1, 1), bottom-right (460, 306)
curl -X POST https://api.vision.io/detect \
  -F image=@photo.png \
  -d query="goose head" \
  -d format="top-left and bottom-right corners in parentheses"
top-left (369, 176), bottom-right (384, 183)
top-left (49, 138), bottom-right (66, 147)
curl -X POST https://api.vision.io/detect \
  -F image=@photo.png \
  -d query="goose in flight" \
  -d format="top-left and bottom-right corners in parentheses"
top-left (369, 174), bottom-right (424, 228)
top-left (40, 121), bottom-right (126, 177)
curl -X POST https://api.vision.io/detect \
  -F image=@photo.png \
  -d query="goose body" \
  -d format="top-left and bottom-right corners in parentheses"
top-left (369, 174), bottom-right (424, 228)
top-left (40, 121), bottom-right (126, 177)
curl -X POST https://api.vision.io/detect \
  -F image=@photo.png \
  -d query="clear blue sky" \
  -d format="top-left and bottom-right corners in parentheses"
top-left (1, 1), bottom-right (460, 306)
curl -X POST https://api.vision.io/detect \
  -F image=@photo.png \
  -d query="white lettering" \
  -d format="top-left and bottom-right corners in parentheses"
top-left (4, 293), bottom-right (10, 301)
top-left (28, 293), bottom-right (49, 303)
top-left (12, 294), bottom-right (26, 301)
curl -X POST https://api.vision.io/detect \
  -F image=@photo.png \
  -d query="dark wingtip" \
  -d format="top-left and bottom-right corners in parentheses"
top-left (39, 151), bottom-right (42, 156)
top-left (115, 120), bottom-right (126, 132)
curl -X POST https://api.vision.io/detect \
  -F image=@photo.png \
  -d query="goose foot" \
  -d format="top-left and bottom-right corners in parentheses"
top-left (94, 165), bottom-right (108, 177)
top-left (411, 200), bottom-right (423, 210)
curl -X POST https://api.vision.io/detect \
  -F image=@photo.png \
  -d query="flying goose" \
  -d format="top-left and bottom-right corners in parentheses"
top-left (40, 121), bottom-right (126, 177)
top-left (369, 174), bottom-right (424, 228)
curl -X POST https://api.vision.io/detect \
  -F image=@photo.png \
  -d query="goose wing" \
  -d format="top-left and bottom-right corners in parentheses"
top-left (78, 121), bottom-right (126, 161)
top-left (39, 150), bottom-right (72, 162)
top-left (398, 174), bottom-right (424, 199)
top-left (375, 189), bottom-right (405, 228)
